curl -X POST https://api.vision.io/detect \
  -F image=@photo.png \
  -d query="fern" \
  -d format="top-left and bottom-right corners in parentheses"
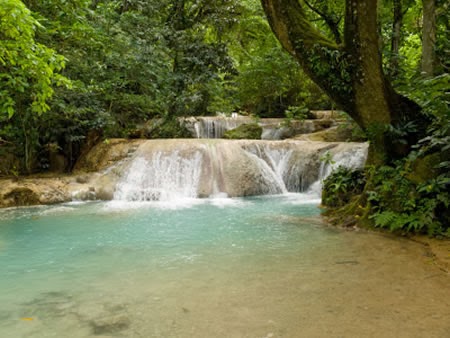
top-left (371, 211), bottom-right (397, 228)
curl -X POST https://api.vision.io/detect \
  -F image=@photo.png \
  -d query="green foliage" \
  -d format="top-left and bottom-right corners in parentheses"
top-left (229, 2), bottom-right (330, 117)
top-left (284, 106), bottom-right (312, 120)
top-left (325, 74), bottom-right (450, 237)
top-left (339, 74), bottom-right (449, 236)
top-left (0, 0), bottom-right (69, 118)
top-left (1, 0), bottom-right (242, 173)
top-left (306, 45), bottom-right (353, 97)
top-left (366, 162), bottom-right (449, 236)
top-left (0, 0), bottom-right (70, 173)
top-left (302, 0), bottom-right (345, 44)
top-left (144, 118), bottom-right (192, 139)
top-left (322, 167), bottom-right (366, 208)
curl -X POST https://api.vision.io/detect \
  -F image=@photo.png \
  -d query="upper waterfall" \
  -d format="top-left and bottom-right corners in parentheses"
top-left (181, 115), bottom-right (335, 140)
top-left (112, 139), bottom-right (368, 202)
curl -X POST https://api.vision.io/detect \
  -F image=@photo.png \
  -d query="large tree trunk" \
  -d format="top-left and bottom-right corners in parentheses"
top-left (421, 0), bottom-right (436, 76)
top-left (344, 0), bottom-right (393, 164)
top-left (260, 0), bottom-right (426, 164)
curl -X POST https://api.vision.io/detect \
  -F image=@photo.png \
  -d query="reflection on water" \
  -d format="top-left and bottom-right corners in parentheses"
top-left (0, 195), bottom-right (449, 337)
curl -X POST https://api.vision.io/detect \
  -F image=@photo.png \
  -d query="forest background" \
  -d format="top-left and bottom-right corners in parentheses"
top-left (0, 0), bottom-right (449, 235)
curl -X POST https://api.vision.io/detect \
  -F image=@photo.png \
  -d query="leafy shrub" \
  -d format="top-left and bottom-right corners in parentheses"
top-left (366, 162), bottom-right (450, 236)
top-left (322, 167), bottom-right (366, 208)
top-left (366, 74), bottom-right (450, 236)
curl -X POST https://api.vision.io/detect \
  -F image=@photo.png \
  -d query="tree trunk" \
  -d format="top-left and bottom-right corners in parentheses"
top-left (345, 1), bottom-right (396, 164)
top-left (390, 0), bottom-right (403, 76)
top-left (421, 0), bottom-right (436, 76)
top-left (261, 0), bottom-right (393, 164)
top-left (261, 0), bottom-right (428, 164)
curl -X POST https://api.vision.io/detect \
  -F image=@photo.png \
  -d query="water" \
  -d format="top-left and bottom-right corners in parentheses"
top-left (112, 140), bottom-right (369, 202)
top-left (114, 152), bottom-right (203, 201)
top-left (1, 196), bottom-right (449, 337)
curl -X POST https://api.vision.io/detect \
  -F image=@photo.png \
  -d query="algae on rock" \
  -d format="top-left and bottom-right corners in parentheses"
top-left (223, 123), bottom-right (262, 140)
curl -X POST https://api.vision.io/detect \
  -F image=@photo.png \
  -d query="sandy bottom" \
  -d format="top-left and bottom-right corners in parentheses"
top-left (3, 232), bottom-right (448, 338)
top-left (0, 201), bottom-right (449, 338)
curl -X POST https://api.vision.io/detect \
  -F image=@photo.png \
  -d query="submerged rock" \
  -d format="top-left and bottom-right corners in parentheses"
top-left (90, 314), bottom-right (130, 335)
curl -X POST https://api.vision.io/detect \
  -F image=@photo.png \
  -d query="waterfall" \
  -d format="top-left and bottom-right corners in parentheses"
top-left (114, 151), bottom-right (203, 201)
top-left (111, 140), bottom-right (368, 202)
top-left (307, 143), bottom-right (368, 196)
top-left (184, 116), bottom-right (334, 140)
top-left (193, 117), bottom-right (242, 139)
top-left (244, 145), bottom-right (294, 193)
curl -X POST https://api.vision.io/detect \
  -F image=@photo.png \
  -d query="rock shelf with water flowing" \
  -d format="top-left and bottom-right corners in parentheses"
top-left (0, 139), bottom-right (368, 207)
top-left (112, 139), bottom-right (368, 202)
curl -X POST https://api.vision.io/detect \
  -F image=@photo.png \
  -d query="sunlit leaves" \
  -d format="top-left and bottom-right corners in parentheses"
top-left (0, 0), bottom-right (69, 118)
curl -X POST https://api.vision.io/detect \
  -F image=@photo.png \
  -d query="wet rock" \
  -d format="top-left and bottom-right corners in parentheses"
top-left (3, 187), bottom-right (39, 206)
top-left (0, 138), bottom-right (368, 207)
top-left (223, 123), bottom-right (262, 139)
top-left (0, 179), bottom-right (72, 208)
top-left (76, 175), bottom-right (91, 184)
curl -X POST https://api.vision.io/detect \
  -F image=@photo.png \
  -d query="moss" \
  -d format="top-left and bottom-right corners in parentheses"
top-left (4, 187), bottom-right (39, 206)
top-left (408, 153), bottom-right (441, 184)
top-left (223, 123), bottom-right (262, 140)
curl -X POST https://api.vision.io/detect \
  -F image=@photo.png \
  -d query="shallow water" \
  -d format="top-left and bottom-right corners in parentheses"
top-left (0, 195), bottom-right (449, 337)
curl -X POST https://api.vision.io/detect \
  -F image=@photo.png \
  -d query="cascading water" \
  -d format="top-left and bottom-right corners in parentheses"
top-left (111, 140), bottom-right (368, 202)
top-left (244, 145), bottom-right (294, 194)
top-left (193, 117), bottom-right (241, 138)
top-left (114, 151), bottom-right (203, 201)
top-left (307, 143), bottom-right (369, 196)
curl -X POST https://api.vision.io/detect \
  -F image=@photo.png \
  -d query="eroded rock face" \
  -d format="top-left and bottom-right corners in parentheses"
top-left (0, 179), bottom-right (71, 208)
top-left (73, 139), bottom-right (146, 173)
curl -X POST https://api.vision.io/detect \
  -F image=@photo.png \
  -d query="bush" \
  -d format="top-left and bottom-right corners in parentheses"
top-left (322, 167), bottom-right (366, 208)
top-left (366, 160), bottom-right (450, 236)
top-left (144, 118), bottom-right (192, 139)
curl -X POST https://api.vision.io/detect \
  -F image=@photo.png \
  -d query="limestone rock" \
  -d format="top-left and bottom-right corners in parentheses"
top-left (0, 138), bottom-right (368, 208)
top-left (0, 179), bottom-right (71, 208)
top-left (74, 138), bottom-right (145, 173)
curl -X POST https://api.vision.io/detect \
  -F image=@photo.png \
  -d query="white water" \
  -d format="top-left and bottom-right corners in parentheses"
top-left (193, 117), bottom-right (241, 138)
top-left (113, 141), bottom-right (368, 203)
top-left (114, 151), bottom-right (203, 201)
top-left (188, 117), bottom-right (329, 140)
top-left (308, 144), bottom-right (369, 196)
top-left (245, 145), bottom-right (294, 194)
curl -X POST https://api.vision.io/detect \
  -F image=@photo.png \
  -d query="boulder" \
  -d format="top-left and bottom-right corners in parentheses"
top-left (0, 179), bottom-right (71, 208)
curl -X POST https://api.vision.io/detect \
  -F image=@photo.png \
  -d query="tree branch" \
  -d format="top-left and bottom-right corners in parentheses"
top-left (303, 0), bottom-right (343, 44)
